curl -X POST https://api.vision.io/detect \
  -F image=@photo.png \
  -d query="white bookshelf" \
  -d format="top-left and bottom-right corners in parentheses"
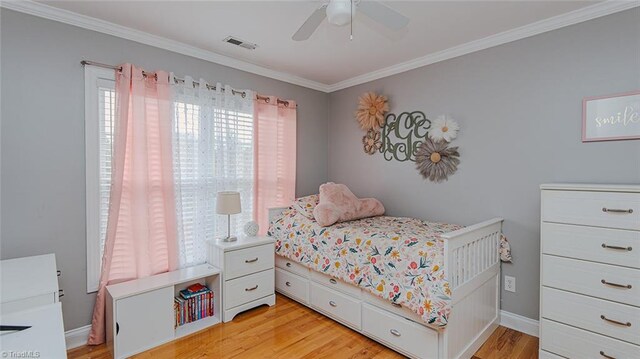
top-left (106, 264), bottom-right (221, 358)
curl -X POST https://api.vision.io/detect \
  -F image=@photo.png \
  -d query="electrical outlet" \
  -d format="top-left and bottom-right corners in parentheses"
top-left (504, 276), bottom-right (516, 293)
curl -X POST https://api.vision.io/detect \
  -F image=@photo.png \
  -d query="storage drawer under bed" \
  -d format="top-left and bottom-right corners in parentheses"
top-left (309, 282), bottom-right (361, 330)
top-left (275, 267), bottom-right (309, 304)
top-left (362, 303), bottom-right (438, 359)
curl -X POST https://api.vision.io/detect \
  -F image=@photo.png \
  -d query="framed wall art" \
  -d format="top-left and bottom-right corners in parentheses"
top-left (582, 91), bottom-right (640, 142)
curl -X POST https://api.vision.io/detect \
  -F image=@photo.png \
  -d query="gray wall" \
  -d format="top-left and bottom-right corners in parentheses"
top-left (0, 9), bottom-right (328, 330)
top-left (328, 9), bottom-right (640, 320)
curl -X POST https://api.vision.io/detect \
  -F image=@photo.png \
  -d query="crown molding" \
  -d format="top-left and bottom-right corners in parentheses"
top-left (327, 0), bottom-right (639, 92)
top-left (0, 0), bottom-right (332, 92)
top-left (2, 1), bottom-right (637, 93)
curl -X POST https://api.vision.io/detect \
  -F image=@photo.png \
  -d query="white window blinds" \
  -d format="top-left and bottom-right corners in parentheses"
top-left (85, 66), bottom-right (116, 292)
top-left (172, 79), bottom-right (255, 267)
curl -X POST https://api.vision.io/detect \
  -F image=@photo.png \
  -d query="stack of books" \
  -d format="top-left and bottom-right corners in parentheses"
top-left (174, 283), bottom-right (214, 327)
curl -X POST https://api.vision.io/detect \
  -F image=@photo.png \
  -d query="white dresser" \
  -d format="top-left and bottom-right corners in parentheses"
top-left (208, 236), bottom-right (276, 322)
top-left (540, 184), bottom-right (640, 359)
top-left (0, 254), bottom-right (66, 357)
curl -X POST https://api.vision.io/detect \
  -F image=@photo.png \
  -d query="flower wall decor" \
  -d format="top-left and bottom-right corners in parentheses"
top-left (356, 92), bottom-right (389, 131)
top-left (428, 115), bottom-right (460, 142)
top-left (362, 129), bottom-right (383, 155)
top-left (415, 138), bottom-right (460, 182)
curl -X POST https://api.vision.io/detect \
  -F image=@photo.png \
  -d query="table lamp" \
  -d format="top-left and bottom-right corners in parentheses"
top-left (216, 191), bottom-right (241, 242)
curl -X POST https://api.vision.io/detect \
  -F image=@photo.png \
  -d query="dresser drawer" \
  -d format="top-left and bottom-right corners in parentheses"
top-left (541, 319), bottom-right (640, 359)
top-left (542, 287), bottom-right (640, 345)
top-left (542, 255), bottom-right (640, 306)
top-left (542, 223), bottom-right (640, 268)
top-left (275, 255), bottom-right (310, 278)
top-left (225, 269), bottom-right (274, 308)
top-left (542, 190), bottom-right (640, 230)
top-left (362, 303), bottom-right (438, 359)
top-left (311, 270), bottom-right (361, 298)
top-left (310, 282), bottom-right (361, 330)
top-left (225, 244), bottom-right (274, 280)
top-left (0, 293), bottom-right (57, 315)
top-left (538, 350), bottom-right (564, 359)
top-left (275, 268), bottom-right (309, 304)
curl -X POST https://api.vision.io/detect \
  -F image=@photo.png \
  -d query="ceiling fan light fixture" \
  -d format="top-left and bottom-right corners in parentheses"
top-left (326, 0), bottom-right (355, 26)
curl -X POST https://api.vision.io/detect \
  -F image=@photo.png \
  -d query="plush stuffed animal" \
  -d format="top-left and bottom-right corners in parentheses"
top-left (313, 182), bottom-right (385, 227)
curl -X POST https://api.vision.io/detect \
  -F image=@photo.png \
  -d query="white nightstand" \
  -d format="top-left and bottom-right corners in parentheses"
top-left (208, 236), bottom-right (276, 322)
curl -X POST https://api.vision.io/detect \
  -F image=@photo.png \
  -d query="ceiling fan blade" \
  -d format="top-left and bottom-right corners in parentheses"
top-left (292, 5), bottom-right (327, 41)
top-left (358, 1), bottom-right (409, 30)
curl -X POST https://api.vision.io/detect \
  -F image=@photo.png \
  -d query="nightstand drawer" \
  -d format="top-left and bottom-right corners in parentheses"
top-left (310, 282), bottom-right (361, 330)
top-left (275, 255), bottom-right (310, 278)
top-left (542, 255), bottom-right (640, 306)
top-left (275, 268), bottom-right (309, 304)
top-left (225, 244), bottom-right (274, 280)
top-left (542, 287), bottom-right (640, 345)
top-left (542, 190), bottom-right (640, 230)
top-left (225, 269), bottom-right (274, 308)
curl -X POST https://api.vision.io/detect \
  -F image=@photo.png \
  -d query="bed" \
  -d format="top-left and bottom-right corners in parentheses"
top-left (268, 206), bottom-right (503, 359)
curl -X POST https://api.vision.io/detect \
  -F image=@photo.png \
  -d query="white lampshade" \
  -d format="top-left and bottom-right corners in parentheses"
top-left (216, 191), bottom-right (241, 215)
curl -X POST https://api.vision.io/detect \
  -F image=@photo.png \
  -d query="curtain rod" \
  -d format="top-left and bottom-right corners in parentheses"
top-left (81, 60), bottom-right (291, 106)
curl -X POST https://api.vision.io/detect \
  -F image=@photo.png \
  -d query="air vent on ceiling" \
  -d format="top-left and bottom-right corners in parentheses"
top-left (223, 36), bottom-right (257, 50)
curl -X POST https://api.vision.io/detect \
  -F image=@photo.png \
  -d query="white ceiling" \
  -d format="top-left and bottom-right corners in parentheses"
top-left (36, 0), bottom-right (606, 88)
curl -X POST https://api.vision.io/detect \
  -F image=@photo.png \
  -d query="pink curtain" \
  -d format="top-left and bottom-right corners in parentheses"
top-left (88, 64), bottom-right (179, 345)
top-left (253, 97), bottom-right (297, 235)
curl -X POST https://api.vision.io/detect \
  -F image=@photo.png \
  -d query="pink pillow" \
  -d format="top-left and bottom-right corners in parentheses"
top-left (313, 182), bottom-right (385, 227)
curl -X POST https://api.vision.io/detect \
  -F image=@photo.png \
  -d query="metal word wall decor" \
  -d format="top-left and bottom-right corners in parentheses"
top-left (380, 111), bottom-right (431, 162)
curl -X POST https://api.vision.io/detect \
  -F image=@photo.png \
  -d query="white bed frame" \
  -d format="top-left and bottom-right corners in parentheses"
top-left (269, 207), bottom-right (503, 359)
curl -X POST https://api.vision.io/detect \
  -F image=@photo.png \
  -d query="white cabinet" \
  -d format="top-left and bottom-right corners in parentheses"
top-left (106, 264), bottom-right (221, 358)
top-left (114, 287), bottom-right (174, 357)
top-left (0, 253), bottom-right (60, 314)
top-left (0, 254), bottom-right (66, 358)
top-left (208, 236), bottom-right (276, 322)
top-left (540, 184), bottom-right (640, 358)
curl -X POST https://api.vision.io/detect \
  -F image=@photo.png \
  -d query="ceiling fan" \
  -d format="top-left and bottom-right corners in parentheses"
top-left (292, 0), bottom-right (410, 41)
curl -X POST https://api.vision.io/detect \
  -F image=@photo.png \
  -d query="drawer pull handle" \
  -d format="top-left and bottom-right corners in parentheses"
top-left (286, 262), bottom-right (292, 267)
top-left (390, 329), bottom-right (401, 337)
top-left (58, 289), bottom-right (64, 298)
top-left (600, 315), bottom-right (631, 327)
top-left (600, 351), bottom-right (616, 359)
top-left (329, 300), bottom-right (337, 307)
top-left (602, 207), bottom-right (633, 214)
top-left (245, 257), bottom-right (259, 263)
top-left (329, 278), bottom-right (337, 284)
top-left (57, 270), bottom-right (61, 277)
top-left (601, 279), bottom-right (632, 289)
top-left (245, 285), bottom-right (259, 291)
top-left (602, 243), bottom-right (632, 251)
top-left (285, 281), bottom-right (292, 287)
top-left (392, 303), bottom-right (402, 308)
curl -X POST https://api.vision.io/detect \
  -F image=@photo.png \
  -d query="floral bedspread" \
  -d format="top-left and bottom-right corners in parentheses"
top-left (268, 208), bottom-right (463, 327)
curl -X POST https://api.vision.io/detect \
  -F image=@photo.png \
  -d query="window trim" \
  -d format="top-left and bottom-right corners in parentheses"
top-left (85, 65), bottom-right (115, 293)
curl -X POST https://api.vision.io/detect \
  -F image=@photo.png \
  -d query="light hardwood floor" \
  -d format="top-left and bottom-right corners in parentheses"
top-left (68, 294), bottom-right (538, 359)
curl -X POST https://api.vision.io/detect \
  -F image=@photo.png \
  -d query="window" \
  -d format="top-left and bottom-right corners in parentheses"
top-left (85, 66), bottom-right (116, 292)
top-left (173, 99), bottom-right (254, 266)
top-left (85, 67), bottom-right (256, 291)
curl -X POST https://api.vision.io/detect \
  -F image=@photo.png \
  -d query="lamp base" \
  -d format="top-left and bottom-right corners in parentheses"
top-left (221, 235), bottom-right (238, 242)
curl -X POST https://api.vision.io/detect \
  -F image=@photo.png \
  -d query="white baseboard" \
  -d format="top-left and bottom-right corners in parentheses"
top-left (65, 324), bottom-right (91, 350)
top-left (64, 310), bottom-right (538, 350)
top-left (500, 310), bottom-right (539, 337)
